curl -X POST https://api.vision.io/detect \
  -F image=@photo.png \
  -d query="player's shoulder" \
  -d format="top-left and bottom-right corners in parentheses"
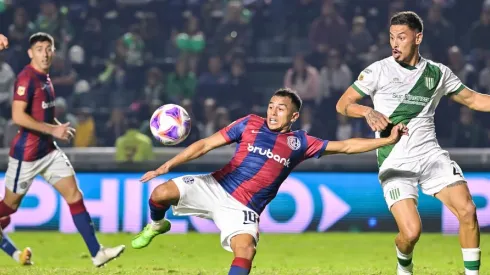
top-left (16, 66), bottom-right (35, 82)
top-left (363, 57), bottom-right (391, 70)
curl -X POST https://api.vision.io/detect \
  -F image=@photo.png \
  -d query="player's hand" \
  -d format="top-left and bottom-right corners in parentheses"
top-left (54, 118), bottom-right (76, 140)
top-left (0, 34), bottom-right (8, 50)
top-left (363, 108), bottom-right (392, 132)
top-left (140, 166), bottom-right (169, 183)
top-left (387, 123), bottom-right (408, 144)
top-left (51, 122), bottom-right (74, 141)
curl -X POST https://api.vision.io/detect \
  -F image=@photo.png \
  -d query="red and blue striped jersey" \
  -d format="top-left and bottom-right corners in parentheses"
top-left (9, 65), bottom-right (56, 161)
top-left (211, 114), bottom-right (328, 214)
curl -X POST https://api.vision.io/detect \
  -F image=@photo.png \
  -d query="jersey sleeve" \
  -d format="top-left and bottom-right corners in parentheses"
top-left (351, 62), bottom-right (380, 97)
top-left (12, 74), bottom-right (32, 102)
top-left (218, 115), bottom-right (250, 143)
top-left (304, 134), bottom-right (329, 159)
top-left (441, 65), bottom-right (466, 96)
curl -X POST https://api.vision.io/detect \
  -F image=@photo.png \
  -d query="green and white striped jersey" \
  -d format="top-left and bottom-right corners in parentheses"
top-left (351, 56), bottom-right (465, 168)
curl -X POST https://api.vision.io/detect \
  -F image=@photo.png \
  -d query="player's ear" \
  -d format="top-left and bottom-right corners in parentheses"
top-left (291, 112), bottom-right (300, 123)
top-left (415, 32), bottom-right (423, 45)
top-left (27, 48), bottom-right (33, 59)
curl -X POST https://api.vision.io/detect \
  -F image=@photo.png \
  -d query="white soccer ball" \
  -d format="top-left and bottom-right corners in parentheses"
top-left (149, 104), bottom-right (192, 146)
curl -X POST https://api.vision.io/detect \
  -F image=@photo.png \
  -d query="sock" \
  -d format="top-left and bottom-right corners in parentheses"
top-left (228, 257), bottom-right (252, 275)
top-left (69, 199), bottom-right (101, 257)
top-left (462, 248), bottom-right (480, 275)
top-left (149, 198), bottom-right (169, 223)
top-left (0, 201), bottom-right (16, 218)
top-left (0, 233), bottom-right (19, 261)
top-left (396, 245), bottom-right (413, 271)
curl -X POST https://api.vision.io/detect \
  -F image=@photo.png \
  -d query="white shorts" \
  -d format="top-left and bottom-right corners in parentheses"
top-left (379, 151), bottom-right (466, 209)
top-left (5, 149), bottom-right (75, 195)
top-left (172, 174), bottom-right (260, 252)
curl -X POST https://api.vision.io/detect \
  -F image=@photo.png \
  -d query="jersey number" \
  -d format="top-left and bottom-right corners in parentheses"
top-left (243, 210), bottom-right (258, 224)
top-left (452, 162), bottom-right (462, 176)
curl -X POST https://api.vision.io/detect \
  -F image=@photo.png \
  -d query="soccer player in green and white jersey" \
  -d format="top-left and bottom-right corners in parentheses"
top-left (337, 11), bottom-right (485, 275)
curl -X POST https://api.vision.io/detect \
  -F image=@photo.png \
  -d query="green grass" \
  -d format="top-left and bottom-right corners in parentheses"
top-left (0, 232), bottom-right (488, 274)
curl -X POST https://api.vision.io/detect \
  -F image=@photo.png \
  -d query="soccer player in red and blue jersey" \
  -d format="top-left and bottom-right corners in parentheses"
top-left (133, 88), bottom-right (408, 274)
top-left (0, 32), bottom-right (125, 267)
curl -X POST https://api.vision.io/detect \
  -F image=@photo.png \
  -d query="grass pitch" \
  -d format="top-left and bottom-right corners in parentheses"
top-left (0, 232), bottom-right (488, 274)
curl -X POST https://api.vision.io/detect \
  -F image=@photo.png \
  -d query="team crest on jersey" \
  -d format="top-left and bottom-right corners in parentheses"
top-left (358, 73), bottom-right (364, 81)
top-left (17, 86), bottom-right (25, 96)
top-left (287, 136), bottom-right (301, 151)
top-left (183, 176), bottom-right (194, 185)
top-left (425, 77), bottom-right (435, 89)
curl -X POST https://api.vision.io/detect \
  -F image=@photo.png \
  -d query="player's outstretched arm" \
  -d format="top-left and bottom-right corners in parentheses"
top-left (336, 86), bottom-right (391, 132)
top-left (12, 101), bottom-right (72, 141)
top-left (140, 131), bottom-right (229, 182)
top-left (450, 87), bottom-right (490, 112)
top-left (322, 124), bottom-right (408, 155)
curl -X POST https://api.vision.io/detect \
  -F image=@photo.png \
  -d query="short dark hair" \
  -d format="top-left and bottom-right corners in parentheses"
top-left (273, 88), bottom-right (302, 112)
top-left (29, 32), bottom-right (55, 48)
top-left (390, 11), bottom-right (423, 33)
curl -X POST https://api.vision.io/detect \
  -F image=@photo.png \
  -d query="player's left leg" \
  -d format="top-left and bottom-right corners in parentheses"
top-left (420, 153), bottom-right (480, 275)
top-left (229, 234), bottom-right (256, 275)
top-left (435, 182), bottom-right (480, 275)
top-left (42, 150), bottom-right (125, 267)
top-left (0, 216), bottom-right (33, 265)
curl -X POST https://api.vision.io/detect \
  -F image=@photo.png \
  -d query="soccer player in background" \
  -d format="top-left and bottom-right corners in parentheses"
top-left (132, 88), bottom-right (408, 274)
top-left (337, 11), bottom-right (485, 275)
top-left (0, 32), bottom-right (125, 267)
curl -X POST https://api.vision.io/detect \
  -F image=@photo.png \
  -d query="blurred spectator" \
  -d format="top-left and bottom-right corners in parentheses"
top-left (469, 1), bottom-right (490, 61)
top-left (215, 107), bottom-right (231, 130)
top-left (284, 53), bottom-right (319, 107)
top-left (0, 53), bottom-right (15, 118)
top-left (450, 107), bottom-right (484, 147)
top-left (447, 46), bottom-right (477, 89)
top-left (175, 15), bottom-right (205, 73)
top-left (3, 119), bottom-right (18, 148)
top-left (478, 56), bottom-right (490, 93)
top-left (424, 3), bottom-right (455, 64)
top-left (8, 7), bottom-right (35, 48)
top-left (166, 58), bottom-right (197, 103)
top-left (319, 49), bottom-right (352, 102)
top-left (287, 0), bottom-right (320, 39)
top-left (35, 0), bottom-right (74, 51)
top-left (363, 32), bottom-right (392, 67)
top-left (347, 16), bottom-right (374, 56)
top-left (142, 67), bottom-right (166, 105)
top-left (212, 1), bottom-right (251, 62)
top-left (115, 113), bottom-right (154, 163)
top-left (308, 1), bottom-right (348, 69)
top-left (50, 55), bottom-right (77, 100)
top-left (224, 58), bottom-right (254, 118)
top-left (336, 114), bottom-right (354, 140)
top-left (73, 107), bottom-right (97, 147)
top-left (197, 98), bottom-right (218, 138)
top-left (196, 55), bottom-right (230, 109)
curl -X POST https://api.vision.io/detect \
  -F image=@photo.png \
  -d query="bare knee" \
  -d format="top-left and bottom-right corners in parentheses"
top-left (400, 225), bottom-right (421, 245)
top-left (150, 180), bottom-right (180, 205)
top-left (231, 234), bottom-right (257, 261)
top-left (457, 201), bottom-right (477, 226)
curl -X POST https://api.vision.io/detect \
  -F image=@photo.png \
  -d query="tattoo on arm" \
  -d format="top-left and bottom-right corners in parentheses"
top-left (446, 181), bottom-right (466, 188)
top-left (365, 109), bottom-right (379, 124)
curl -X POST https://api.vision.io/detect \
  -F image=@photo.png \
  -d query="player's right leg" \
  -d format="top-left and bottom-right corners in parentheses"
top-left (229, 234), bottom-right (256, 275)
top-left (131, 180), bottom-right (179, 249)
top-left (380, 163), bottom-right (421, 275)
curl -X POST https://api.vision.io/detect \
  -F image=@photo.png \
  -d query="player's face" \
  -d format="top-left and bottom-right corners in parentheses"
top-left (28, 41), bottom-right (54, 72)
top-left (267, 96), bottom-right (299, 132)
top-left (389, 24), bottom-right (422, 63)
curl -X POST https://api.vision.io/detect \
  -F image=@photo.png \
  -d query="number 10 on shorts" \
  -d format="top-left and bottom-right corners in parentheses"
top-left (243, 210), bottom-right (258, 224)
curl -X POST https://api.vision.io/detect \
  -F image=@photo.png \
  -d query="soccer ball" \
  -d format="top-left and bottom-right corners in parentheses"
top-left (149, 104), bottom-right (191, 145)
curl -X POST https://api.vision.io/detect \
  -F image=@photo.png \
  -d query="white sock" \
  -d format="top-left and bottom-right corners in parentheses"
top-left (396, 245), bottom-right (413, 271)
top-left (150, 218), bottom-right (166, 230)
top-left (462, 248), bottom-right (480, 275)
top-left (12, 250), bottom-right (20, 262)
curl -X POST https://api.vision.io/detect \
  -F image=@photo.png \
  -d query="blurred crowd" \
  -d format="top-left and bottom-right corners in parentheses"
top-left (0, 0), bottom-right (489, 162)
